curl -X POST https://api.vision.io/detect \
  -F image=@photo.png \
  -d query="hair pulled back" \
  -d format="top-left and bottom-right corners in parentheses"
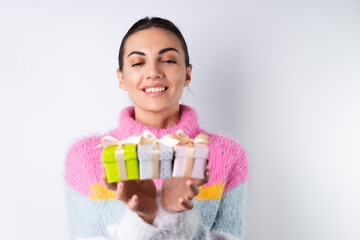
top-left (118, 17), bottom-right (190, 71)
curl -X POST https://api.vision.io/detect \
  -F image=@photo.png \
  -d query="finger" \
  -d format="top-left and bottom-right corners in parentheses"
top-left (179, 197), bottom-right (194, 210)
top-left (204, 169), bottom-right (210, 184)
top-left (128, 194), bottom-right (139, 212)
top-left (191, 169), bottom-right (210, 188)
top-left (115, 182), bottom-right (126, 200)
top-left (186, 180), bottom-right (199, 200)
top-left (101, 172), bottom-right (117, 191)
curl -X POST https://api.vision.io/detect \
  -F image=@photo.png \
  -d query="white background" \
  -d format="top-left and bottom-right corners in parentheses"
top-left (1, 0), bottom-right (359, 239)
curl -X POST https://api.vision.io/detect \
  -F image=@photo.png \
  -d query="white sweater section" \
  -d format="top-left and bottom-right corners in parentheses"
top-left (114, 191), bottom-right (199, 240)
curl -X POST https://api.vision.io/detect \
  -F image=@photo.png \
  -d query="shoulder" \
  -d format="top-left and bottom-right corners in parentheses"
top-left (65, 134), bottom-right (103, 197)
top-left (206, 131), bottom-right (247, 164)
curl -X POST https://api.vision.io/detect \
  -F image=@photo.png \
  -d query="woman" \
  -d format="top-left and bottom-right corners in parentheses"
top-left (65, 17), bottom-right (248, 239)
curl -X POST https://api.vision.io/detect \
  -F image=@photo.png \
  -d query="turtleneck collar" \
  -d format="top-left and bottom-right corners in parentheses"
top-left (110, 104), bottom-right (201, 139)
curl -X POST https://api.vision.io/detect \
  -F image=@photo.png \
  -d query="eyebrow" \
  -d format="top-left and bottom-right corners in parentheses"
top-left (127, 51), bottom-right (145, 57)
top-left (158, 47), bottom-right (179, 55)
top-left (127, 47), bottom-right (179, 57)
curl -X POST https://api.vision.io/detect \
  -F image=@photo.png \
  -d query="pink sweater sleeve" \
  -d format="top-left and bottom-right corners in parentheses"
top-left (65, 135), bottom-right (103, 197)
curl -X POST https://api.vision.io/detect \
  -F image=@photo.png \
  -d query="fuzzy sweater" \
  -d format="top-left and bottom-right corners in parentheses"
top-left (65, 105), bottom-right (248, 240)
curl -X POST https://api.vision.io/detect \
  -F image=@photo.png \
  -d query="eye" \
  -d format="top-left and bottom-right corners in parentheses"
top-left (162, 60), bottom-right (177, 64)
top-left (131, 62), bottom-right (144, 67)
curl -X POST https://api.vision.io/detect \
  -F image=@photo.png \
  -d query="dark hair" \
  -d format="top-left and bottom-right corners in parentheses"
top-left (118, 17), bottom-right (190, 71)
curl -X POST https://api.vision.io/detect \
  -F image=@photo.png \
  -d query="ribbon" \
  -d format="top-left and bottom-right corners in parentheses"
top-left (174, 130), bottom-right (210, 178)
top-left (96, 135), bottom-right (141, 181)
top-left (95, 135), bottom-right (141, 148)
top-left (139, 130), bottom-right (180, 178)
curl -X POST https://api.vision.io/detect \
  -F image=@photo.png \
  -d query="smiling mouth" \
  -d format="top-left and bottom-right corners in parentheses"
top-left (143, 87), bottom-right (168, 93)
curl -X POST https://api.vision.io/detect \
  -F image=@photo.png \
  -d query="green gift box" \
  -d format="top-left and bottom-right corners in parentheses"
top-left (102, 144), bottom-right (139, 182)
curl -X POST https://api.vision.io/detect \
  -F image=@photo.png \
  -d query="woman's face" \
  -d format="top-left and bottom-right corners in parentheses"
top-left (117, 27), bottom-right (192, 115)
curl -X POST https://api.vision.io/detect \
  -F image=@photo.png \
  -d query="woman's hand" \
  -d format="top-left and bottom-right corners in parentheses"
top-left (101, 166), bottom-right (157, 224)
top-left (161, 169), bottom-right (210, 213)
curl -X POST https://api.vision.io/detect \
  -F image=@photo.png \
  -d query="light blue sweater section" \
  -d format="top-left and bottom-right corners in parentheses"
top-left (66, 181), bottom-right (247, 240)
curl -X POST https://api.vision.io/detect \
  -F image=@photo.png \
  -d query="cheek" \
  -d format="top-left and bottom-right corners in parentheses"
top-left (167, 67), bottom-right (187, 83)
top-left (123, 71), bottom-right (142, 88)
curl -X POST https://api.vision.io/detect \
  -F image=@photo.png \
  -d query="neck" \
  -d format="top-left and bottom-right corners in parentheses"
top-left (134, 105), bottom-right (180, 129)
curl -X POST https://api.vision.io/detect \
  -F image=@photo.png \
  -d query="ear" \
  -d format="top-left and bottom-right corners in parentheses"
top-left (184, 64), bottom-right (193, 87)
top-left (116, 68), bottom-right (128, 91)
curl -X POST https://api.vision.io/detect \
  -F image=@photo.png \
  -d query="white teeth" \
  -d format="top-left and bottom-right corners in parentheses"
top-left (145, 87), bottom-right (166, 93)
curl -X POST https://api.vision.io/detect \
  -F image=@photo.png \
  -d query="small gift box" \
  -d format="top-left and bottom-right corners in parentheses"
top-left (137, 130), bottom-right (178, 180)
top-left (97, 136), bottom-right (141, 183)
top-left (172, 131), bottom-right (210, 179)
top-left (159, 144), bottom-right (175, 178)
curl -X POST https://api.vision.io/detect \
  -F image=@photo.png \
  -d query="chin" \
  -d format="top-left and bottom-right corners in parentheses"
top-left (145, 105), bottom-right (169, 113)
top-left (138, 102), bottom-right (178, 113)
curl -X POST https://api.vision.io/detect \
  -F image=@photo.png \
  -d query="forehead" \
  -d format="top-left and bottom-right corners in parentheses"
top-left (124, 27), bottom-right (183, 54)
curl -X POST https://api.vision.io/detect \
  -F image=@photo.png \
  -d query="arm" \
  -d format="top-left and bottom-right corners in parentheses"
top-left (65, 137), bottom-right (116, 240)
top-left (210, 146), bottom-right (248, 239)
top-left (210, 181), bottom-right (248, 239)
top-left (66, 182), bottom-right (117, 240)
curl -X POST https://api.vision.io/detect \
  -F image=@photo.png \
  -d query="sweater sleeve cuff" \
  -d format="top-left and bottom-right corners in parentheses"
top-left (153, 191), bottom-right (199, 239)
top-left (114, 207), bottom-right (161, 239)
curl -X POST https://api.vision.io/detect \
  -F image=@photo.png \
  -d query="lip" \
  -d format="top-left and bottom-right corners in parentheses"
top-left (141, 83), bottom-right (168, 91)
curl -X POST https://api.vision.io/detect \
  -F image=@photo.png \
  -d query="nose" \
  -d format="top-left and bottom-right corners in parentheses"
top-left (146, 61), bottom-right (162, 80)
